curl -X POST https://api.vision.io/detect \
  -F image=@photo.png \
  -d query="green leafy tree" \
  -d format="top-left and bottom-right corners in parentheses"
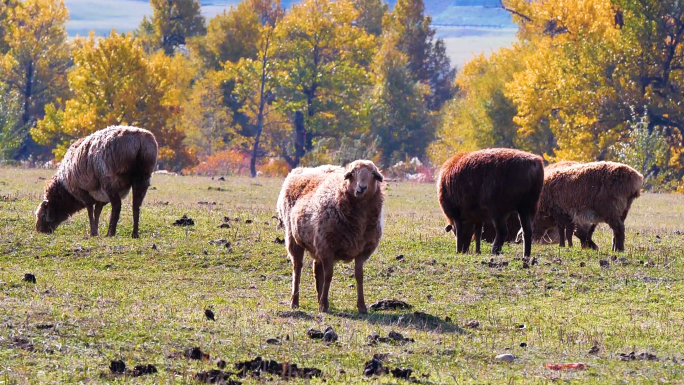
top-left (383, 0), bottom-right (433, 81)
top-left (370, 35), bottom-right (433, 166)
top-left (274, 0), bottom-right (376, 167)
top-left (352, 0), bottom-right (387, 36)
top-left (227, 19), bottom-right (280, 177)
top-left (383, 0), bottom-right (455, 111)
top-left (0, 83), bottom-right (22, 160)
top-left (613, 109), bottom-right (677, 191)
top-left (187, 1), bottom-right (260, 70)
top-left (147, 0), bottom-right (206, 55)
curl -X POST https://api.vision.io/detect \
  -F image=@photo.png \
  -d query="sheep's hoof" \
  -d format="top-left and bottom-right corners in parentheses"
top-left (357, 306), bottom-right (367, 314)
top-left (131, 232), bottom-right (139, 239)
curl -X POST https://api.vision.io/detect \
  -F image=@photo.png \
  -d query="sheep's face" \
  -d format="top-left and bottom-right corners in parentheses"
top-left (344, 160), bottom-right (383, 198)
top-left (35, 199), bottom-right (62, 234)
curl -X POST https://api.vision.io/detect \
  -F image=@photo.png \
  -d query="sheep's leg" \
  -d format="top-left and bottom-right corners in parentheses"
top-left (85, 204), bottom-right (96, 236)
top-left (131, 180), bottom-right (150, 239)
top-left (608, 219), bottom-right (626, 252)
top-left (565, 223), bottom-right (574, 248)
top-left (558, 224), bottom-right (566, 247)
top-left (456, 221), bottom-right (473, 253)
top-left (473, 222), bottom-right (482, 254)
top-left (73, 190), bottom-right (98, 236)
top-left (287, 237), bottom-right (305, 309)
top-left (93, 202), bottom-right (105, 236)
top-left (105, 190), bottom-right (122, 237)
top-left (491, 216), bottom-right (510, 255)
top-left (577, 224), bottom-right (598, 250)
top-left (313, 259), bottom-right (324, 302)
top-left (585, 224), bottom-right (599, 250)
top-left (518, 212), bottom-right (533, 258)
top-left (354, 256), bottom-right (367, 314)
top-left (318, 257), bottom-right (334, 313)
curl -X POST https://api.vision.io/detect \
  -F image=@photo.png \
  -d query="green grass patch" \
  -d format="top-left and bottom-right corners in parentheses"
top-left (1, 167), bottom-right (683, 383)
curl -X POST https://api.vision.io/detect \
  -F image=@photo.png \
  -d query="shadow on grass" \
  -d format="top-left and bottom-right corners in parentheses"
top-left (333, 310), bottom-right (466, 334)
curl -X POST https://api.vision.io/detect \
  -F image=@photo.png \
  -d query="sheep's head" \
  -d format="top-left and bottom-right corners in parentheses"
top-left (35, 199), bottom-right (60, 234)
top-left (344, 160), bottom-right (383, 199)
top-left (35, 180), bottom-right (73, 234)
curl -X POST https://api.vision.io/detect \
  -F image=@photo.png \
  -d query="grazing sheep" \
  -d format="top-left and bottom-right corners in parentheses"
top-left (35, 126), bottom-right (158, 238)
top-left (531, 161), bottom-right (643, 251)
top-left (276, 160), bottom-right (384, 313)
top-left (516, 161), bottom-right (596, 248)
top-left (438, 148), bottom-right (544, 257)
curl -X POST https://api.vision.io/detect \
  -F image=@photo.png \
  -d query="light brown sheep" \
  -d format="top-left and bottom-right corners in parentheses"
top-left (35, 126), bottom-right (158, 238)
top-left (516, 161), bottom-right (596, 248)
top-left (276, 160), bottom-right (384, 313)
top-left (532, 161), bottom-right (643, 251)
top-left (438, 148), bottom-right (544, 257)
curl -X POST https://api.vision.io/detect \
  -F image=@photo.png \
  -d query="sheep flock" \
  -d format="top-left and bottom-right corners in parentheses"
top-left (36, 126), bottom-right (646, 314)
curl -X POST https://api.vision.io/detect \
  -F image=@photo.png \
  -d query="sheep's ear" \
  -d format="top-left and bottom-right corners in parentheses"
top-left (45, 208), bottom-right (54, 222)
top-left (41, 200), bottom-right (55, 222)
top-left (372, 170), bottom-right (384, 182)
top-left (344, 171), bottom-right (353, 180)
top-left (445, 224), bottom-right (453, 233)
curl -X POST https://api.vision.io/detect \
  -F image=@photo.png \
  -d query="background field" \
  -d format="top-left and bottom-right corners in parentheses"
top-left (1, 168), bottom-right (684, 384)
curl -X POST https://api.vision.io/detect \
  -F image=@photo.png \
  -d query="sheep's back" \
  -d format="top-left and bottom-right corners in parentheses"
top-left (58, 126), bottom-right (158, 200)
top-left (541, 162), bottom-right (643, 220)
top-left (439, 148), bottom-right (544, 220)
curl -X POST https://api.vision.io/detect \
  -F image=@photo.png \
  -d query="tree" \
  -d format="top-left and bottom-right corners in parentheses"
top-left (0, 83), bottom-right (22, 160)
top-left (383, 0), bottom-right (433, 81)
top-left (352, 0), bottom-right (387, 36)
top-left (180, 70), bottom-right (234, 158)
top-left (0, 0), bottom-right (70, 158)
top-left (370, 35), bottom-right (433, 166)
top-left (227, 19), bottom-right (280, 177)
top-left (612, 109), bottom-right (678, 191)
top-left (0, 0), bottom-right (19, 54)
top-left (148, 0), bottom-right (206, 55)
top-left (33, 32), bottom-right (196, 170)
top-left (187, 1), bottom-right (261, 70)
top-left (274, 0), bottom-right (376, 167)
top-left (383, 0), bottom-right (455, 111)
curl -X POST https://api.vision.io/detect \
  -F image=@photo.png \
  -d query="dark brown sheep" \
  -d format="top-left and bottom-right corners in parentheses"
top-left (531, 161), bottom-right (643, 252)
top-left (438, 148), bottom-right (544, 257)
top-left (35, 126), bottom-right (158, 238)
top-left (276, 160), bottom-right (384, 313)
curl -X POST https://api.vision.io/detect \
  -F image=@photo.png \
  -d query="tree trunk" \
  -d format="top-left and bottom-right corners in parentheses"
top-left (294, 110), bottom-right (306, 164)
top-left (250, 126), bottom-right (262, 177)
top-left (21, 60), bottom-right (33, 127)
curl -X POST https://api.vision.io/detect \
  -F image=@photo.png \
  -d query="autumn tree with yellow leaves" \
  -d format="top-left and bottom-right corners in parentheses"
top-left (0, 0), bottom-right (71, 159)
top-left (32, 32), bottom-right (196, 170)
top-left (433, 0), bottom-right (684, 190)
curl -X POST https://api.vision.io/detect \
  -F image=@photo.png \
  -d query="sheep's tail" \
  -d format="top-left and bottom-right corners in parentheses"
top-left (134, 132), bottom-right (159, 182)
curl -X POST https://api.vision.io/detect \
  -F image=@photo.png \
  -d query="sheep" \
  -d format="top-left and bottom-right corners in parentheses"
top-left (438, 148), bottom-right (544, 257)
top-left (276, 160), bottom-right (384, 313)
top-left (35, 126), bottom-right (158, 238)
top-left (531, 161), bottom-right (643, 251)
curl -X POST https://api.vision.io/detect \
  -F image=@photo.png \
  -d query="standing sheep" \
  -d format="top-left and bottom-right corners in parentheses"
top-left (438, 148), bottom-right (544, 257)
top-left (35, 126), bottom-right (158, 238)
top-left (531, 161), bottom-right (643, 251)
top-left (276, 160), bottom-right (384, 313)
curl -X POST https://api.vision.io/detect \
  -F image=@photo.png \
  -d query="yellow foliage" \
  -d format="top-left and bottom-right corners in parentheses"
top-left (32, 32), bottom-right (196, 169)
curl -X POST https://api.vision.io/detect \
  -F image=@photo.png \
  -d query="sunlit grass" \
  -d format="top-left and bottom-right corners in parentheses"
top-left (0, 167), bottom-right (683, 384)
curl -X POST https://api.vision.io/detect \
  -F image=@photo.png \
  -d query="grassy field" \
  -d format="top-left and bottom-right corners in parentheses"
top-left (1, 167), bottom-right (683, 384)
